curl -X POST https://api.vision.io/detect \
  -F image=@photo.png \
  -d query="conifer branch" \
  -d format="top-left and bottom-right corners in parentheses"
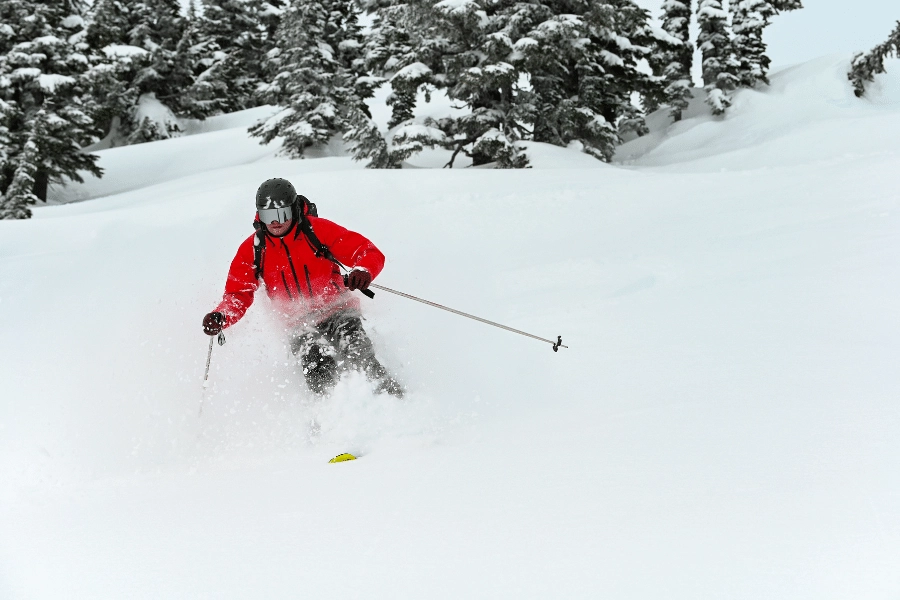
top-left (849, 21), bottom-right (900, 98)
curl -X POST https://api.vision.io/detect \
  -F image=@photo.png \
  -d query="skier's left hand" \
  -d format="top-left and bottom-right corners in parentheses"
top-left (346, 268), bottom-right (372, 291)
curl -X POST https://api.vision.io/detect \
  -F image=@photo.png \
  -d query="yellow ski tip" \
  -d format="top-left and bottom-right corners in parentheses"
top-left (328, 453), bottom-right (357, 463)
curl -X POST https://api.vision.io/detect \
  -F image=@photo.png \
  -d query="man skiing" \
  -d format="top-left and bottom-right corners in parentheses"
top-left (202, 178), bottom-right (403, 397)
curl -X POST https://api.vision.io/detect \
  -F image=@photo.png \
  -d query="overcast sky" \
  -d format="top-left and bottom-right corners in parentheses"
top-left (765, 1), bottom-right (897, 67)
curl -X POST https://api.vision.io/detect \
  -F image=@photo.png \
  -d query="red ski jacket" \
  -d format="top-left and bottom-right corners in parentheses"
top-left (213, 216), bottom-right (385, 329)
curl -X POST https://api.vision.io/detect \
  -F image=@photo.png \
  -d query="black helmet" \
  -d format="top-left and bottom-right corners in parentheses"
top-left (256, 178), bottom-right (297, 211)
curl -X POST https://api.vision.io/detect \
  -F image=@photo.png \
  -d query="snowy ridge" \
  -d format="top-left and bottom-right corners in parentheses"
top-left (2, 57), bottom-right (899, 599)
top-left (616, 55), bottom-right (900, 170)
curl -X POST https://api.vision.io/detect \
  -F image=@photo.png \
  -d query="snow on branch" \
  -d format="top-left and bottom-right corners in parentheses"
top-left (38, 74), bottom-right (76, 93)
top-left (435, 0), bottom-right (479, 16)
top-left (390, 62), bottom-right (432, 82)
top-left (647, 25), bottom-right (684, 47)
top-left (102, 45), bottom-right (150, 59)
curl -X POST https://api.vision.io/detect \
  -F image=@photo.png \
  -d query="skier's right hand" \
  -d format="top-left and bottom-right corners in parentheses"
top-left (202, 311), bottom-right (224, 336)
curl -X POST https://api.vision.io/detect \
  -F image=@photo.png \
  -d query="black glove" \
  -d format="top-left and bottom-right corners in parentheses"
top-left (202, 311), bottom-right (224, 336)
top-left (346, 268), bottom-right (372, 291)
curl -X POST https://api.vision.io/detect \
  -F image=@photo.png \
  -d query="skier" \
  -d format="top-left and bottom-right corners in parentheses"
top-left (202, 178), bottom-right (403, 397)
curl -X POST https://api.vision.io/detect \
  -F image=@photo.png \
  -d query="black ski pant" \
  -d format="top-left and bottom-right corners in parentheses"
top-left (290, 310), bottom-right (389, 394)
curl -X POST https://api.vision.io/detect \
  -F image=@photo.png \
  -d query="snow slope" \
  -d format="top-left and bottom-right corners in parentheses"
top-left (2, 57), bottom-right (899, 599)
top-left (617, 56), bottom-right (900, 170)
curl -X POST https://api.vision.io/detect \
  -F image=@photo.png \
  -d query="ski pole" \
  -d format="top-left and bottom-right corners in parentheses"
top-left (202, 332), bottom-right (226, 387)
top-left (348, 278), bottom-right (567, 352)
top-left (202, 336), bottom-right (215, 388)
top-left (200, 332), bottom-right (225, 417)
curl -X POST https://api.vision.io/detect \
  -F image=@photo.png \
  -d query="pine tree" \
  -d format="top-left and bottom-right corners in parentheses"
top-left (730, 0), bottom-right (774, 88)
top-left (126, 0), bottom-right (195, 119)
top-left (259, 0), bottom-right (288, 47)
top-left (344, 108), bottom-right (445, 168)
top-left (592, 0), bottom-right (657, 139)
top-left (0, 0), bottom-right (102, 218)
top-left (251, 0), bottom-right (373, 157)
top-left (85, 0), bottom-right (138, 49)
top-left (127, 0), bottom-right (185, 49)
top-left (349, 0), bottom-right (449, 166)
top-left (83, 0), bottom-right (147, 140)
top-left (1, 116), bottom-right (45, 219)
top-left (696, 0), bottom-right (737, 115)
top-left (647, 0), bottom-right (694, 121)
top-left (385, 62), bottom-right (434, 129)
top-left (418, 0), bottom-right (541, 167)
top-left (82, 45), bottom-right (150, 145)
top-left (360, 0), bottom-right (663, 166)
top-left (730, 0), bottom-right (800, 89)
top-left (849, 21), bottom-right (900, 98)
top-left (769, 0), bottom-right (802, 12)
top-left (362, 0), bottom-right (438, 129)
top-left (344, 109), bottom-right (394, 167)
top-left (197, 0), bottom-right (273, 112)
top-left (167, 1), bottom-right (221, 119)
top-left (84, 0), bottom-right (217, 144)
top-left (516, 0), bottom-right (656, 162)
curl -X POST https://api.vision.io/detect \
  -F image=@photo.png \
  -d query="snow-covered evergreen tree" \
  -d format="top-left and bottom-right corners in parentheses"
top-left (730, 0), bottom-right (800, 89)
top-left (82, 45), bottom-right (149, 144)
top-left (849, 21), bottom-right (900, 98)
top-left (362, 0), bottom-right (439, 129)
top-left (251, 0), bottom-right (373, 157)
top-left (0, 0), bottom-right (102, 218)
top-left (82, 0), bottom-right (147, 141)
top-left (343, 109), bottom-right (393, 167)
top-left (259, 0), bottom-right (288, 47)
top-left (385, 62), bottom-right (434, 129)
top-left (197, 0), bottom-right (274, 112)
top-left (517, 0), bottom-right (657, 162)
top-left (647, 0), bottom-right (694, 121)
top-left (413, 0), bottom-right (540, 167)
top-left (122, 0), bottom-right (209, 132)
top-left (84, 0), bottom-right (137, 49)
top-left (167, 1), bottom-right (221, 119)
top-left (348, 0), bottom-right (449, 166)
top-left (84, 0), bottom-right (217, 144)
top-left (769, 0), bottom-right (802, 12)
top-left (696, 0), bottom-right (737, 115)
top-left (730, 0), bottom-right (772, 88)
top-left (360, 0), bottom-right (668, 167)
top-left (344, 108), bottom-right (445, 168)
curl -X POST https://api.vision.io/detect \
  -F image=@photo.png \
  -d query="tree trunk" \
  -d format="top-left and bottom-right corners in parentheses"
top-left (471, 150), bottom-right (494, 166)
top-left (33, 170), bottom-right (49, 202)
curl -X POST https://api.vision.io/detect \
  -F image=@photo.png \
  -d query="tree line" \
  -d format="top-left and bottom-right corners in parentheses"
top-left (2, 0), bottom-right (805, 218)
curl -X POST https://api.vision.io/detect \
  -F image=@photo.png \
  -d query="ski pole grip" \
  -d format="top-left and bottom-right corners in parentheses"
top-left (343, 274), bottom-right (375, 299)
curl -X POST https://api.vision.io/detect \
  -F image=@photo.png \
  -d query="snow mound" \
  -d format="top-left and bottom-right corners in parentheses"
top-left (616, 55), bottom-right (900, 170)
top-left (520, 141), bottom-right (609, 169)
top-left (48, 106), bottom-right (287, 204)
top-left (180, 105), bottom-right (280, 136)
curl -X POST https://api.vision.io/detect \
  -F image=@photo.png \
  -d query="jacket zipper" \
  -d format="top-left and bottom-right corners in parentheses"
top-left (280, 272), bottom-right (293, 300)
top-left (304, 265), bottom-right (314, 298)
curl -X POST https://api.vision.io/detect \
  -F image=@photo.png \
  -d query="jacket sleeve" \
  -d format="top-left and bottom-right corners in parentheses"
top-left (312, 217), bottom-right (385, 279)
top-left (214, 235), bottom-right (259, 328)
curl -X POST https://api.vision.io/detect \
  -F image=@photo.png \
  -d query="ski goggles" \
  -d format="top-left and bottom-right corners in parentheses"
top-left (258, 205), bottom-right (293, 224)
